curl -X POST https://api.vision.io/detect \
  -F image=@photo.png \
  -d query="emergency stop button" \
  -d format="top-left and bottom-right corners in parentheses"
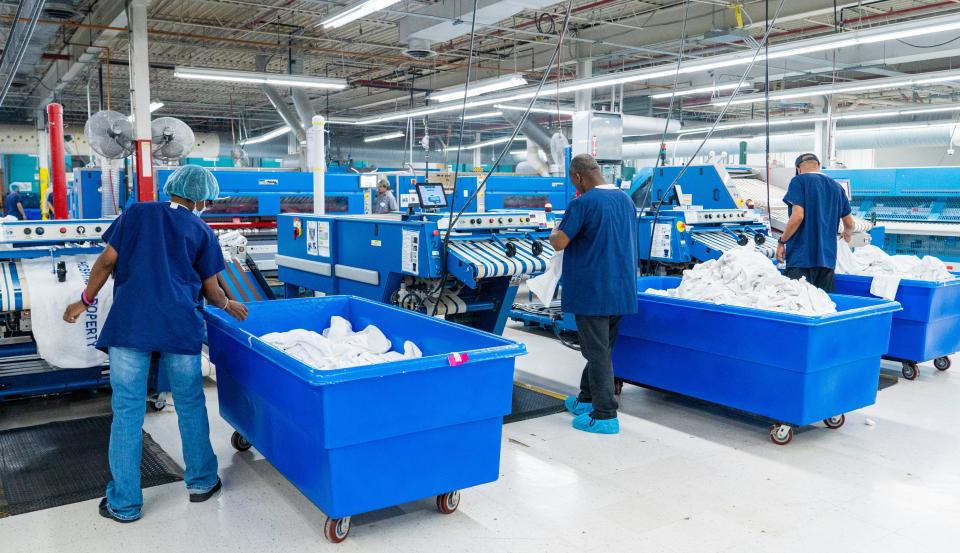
top-left (60, 227), bottom-right (67, 234)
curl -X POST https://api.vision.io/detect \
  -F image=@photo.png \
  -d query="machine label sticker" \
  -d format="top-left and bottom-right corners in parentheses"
top-left (402, 229), bottom-right (419, 274)
top-left (317, 221), bottom-right (330, 258)
top-left (653, 223), bottom-right (672, 258)
top-left (371, 240), bottom-right (382, 247)
top-left (306, 220), bottom-right (319, 256)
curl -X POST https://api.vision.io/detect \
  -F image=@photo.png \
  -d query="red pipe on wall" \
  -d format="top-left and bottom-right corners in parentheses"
top-left (46, 103), bottom-right (68, 220)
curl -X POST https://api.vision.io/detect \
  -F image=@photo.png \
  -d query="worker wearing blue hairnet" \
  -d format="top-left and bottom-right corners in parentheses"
top-left (62, 164), bottom-right (247, 523)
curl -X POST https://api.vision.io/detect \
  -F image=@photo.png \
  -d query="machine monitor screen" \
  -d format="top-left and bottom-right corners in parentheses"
top-left (416, 183), bottom-right (448, 208)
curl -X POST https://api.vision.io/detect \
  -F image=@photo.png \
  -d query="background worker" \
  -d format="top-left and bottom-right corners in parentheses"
top-left (777, 153), bottom-right (856, 292)
top-left (5, 184), bottom-right (26, 220)
top-left (45, 189), bottom-right (55, 218)
top-left (549, 154), bottom-right (638, 435)
top-left (62, 165), bottom-right (248, 523)
top-left (372, 177), bottom-right (398, 214)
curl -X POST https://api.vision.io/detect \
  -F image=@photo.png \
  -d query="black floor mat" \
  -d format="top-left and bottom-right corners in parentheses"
top-left (504, 384), bottom-right (566, 424)
top-left (879, 370), bottom-right (899, 391)
top-left (0, 415), bottom-right (183, 517)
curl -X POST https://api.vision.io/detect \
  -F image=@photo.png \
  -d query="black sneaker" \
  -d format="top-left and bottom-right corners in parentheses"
top-left (189, 478), bottom-right (222, 503)
top-left (98, 498), bottom-right (138, 523)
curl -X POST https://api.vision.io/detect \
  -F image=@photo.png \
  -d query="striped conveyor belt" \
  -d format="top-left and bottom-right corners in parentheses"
top-left (0, 261), bottom-right (27, 312)
top-left (692, 231), bottom-right (778, 259)
top-left (217, 258), bottom-right (269, 302)
top-left (447, 238), bottom-right (554, 279)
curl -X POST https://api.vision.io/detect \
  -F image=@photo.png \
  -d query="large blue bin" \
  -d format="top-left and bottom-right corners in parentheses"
top-left (833, 274), bottom-right (960, 365)
top-left (614, 277), bottom-right (900, 428)
top-left (204, 296), bottom-right (524, 521)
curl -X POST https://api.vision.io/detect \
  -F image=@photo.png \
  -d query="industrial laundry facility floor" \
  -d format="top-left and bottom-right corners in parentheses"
top-left (2, 323), bottom-right (959, 553)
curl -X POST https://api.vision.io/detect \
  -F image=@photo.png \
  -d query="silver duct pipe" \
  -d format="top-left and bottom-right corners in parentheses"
top-left (259, 85), bottom-right (307, 142)
top-left (0, 0), bottom-right (45, 108)
top-left (291, 89), bottom-right (316, 130)
top-left (500, 111), bottom-right (554, 158)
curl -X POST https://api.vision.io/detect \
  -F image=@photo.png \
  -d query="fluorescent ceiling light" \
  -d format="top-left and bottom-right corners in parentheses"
top-left (364, 131), bottom-right (405, 143)
top-left (462, 111), bottom-right (503, 120)
top-left (429, 74), bottom-right (528, 103)
top-left (174, 66), bottom-right (347, 90)
top-left (321, 0), bottom-right (401, 29)
top-left (650, 83), bottom-right (746, 99)
top-left (679, 104), bottom-right (960, 134)
top-left (495, 104), bottom-right (575, 116)
top-left (445, 136), bottom-right (527, 152)
top-left (714, 69), bottom-right (960, 106)
top-left (240, 125), bottom-right (292, 146)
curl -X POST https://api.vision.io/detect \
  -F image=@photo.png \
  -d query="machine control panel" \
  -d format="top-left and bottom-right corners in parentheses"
top-left (0, 219), bottom-right (113, 243)
top-left (437, 211), bottom-right (552, 231)
top-left (680, 209), bottom-right (759, 225)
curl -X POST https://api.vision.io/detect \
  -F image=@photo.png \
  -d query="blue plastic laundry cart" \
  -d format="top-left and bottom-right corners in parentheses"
top-left (204, 296), bottom-right (524, 543)
top-left (613, 277), bottom-right (901, 445)
top-left (833, 273), bottom-right (960, 380)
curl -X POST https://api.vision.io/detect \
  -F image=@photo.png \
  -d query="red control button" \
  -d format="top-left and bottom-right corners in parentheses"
top-left (489, 218), bottom-right (494, 223)
top-left (60, 227), bottom-right (67, 234)
top-left (433, 230), bottom-right (439, 236)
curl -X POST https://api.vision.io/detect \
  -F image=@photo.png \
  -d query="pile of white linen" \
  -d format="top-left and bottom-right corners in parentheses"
top-left (261, 316), bottom-right (422, 370)
top-left (645, 247), bottom-right (837, 316)
top-left (836, 241), bottom-right (954, 281)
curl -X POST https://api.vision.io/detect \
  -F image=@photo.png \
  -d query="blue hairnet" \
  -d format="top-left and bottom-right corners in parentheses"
top-left (163, 164), bottom-right (219, 202)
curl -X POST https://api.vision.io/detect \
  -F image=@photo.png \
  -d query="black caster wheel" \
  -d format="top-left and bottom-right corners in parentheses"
top-left (823, 414), bottom-right (845, 429)
top-left (436, 491), bottom-right (461, 514)
top-left (770, 424), bottom-right (794, 445)
top-left (323, 516), bottom-right (351, 543)
top-left (901, 362), bottom-right (919, 381)
top-left (531, 240), bottom-right (544, 257)
top-left (934, 356), bottom-right (951, 371)
top-left (147, 396), bottom-right (167, 412)
top-left (754, 234), bottom-right (766, 245)
top-left (504, 242), bottom-right (517, 258)
top-left (230, 431), bottom-right (252, 452)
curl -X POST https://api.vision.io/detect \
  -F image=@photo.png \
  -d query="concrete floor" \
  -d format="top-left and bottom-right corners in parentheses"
top-left (2, 323), bottom-right (959, 553)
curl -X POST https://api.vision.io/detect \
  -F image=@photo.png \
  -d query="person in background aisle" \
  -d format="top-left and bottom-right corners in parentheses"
top-left (777, 153), bottom-right (857, 292)
top-left (549, 154), bottom-right (638, 435)
top-left (5, 184), bottom-right (26, 220)
top-left (372, 177), bottom-right (398, 214)
top-left (62, 164), bottom-right (248, 523)
top-left (45, 189), bottom-right (55, 218)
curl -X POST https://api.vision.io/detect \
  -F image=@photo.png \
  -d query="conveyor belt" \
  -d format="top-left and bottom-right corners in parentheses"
top-left (0, 261), bottom-right (27, 312)
top-left (692, 231), bottom-right (778, 258)
top-left (447, 238), bottom-right (554, 279)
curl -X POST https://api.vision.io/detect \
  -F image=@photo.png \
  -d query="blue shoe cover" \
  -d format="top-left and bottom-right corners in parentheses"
top-left (572, 413), bottom-right (619, 434)
top-left (564, 396), bottom-right (592, 416)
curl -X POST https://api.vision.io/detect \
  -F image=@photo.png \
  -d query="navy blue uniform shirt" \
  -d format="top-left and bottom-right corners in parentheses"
top-left (558, 185), bottom-right (638, 316)
top-left (782, 172), bottom-right (851, 269)
top-left (97, 202), bottom-right (225, 355)
top-left (5, 191), bottom-right (22, 219)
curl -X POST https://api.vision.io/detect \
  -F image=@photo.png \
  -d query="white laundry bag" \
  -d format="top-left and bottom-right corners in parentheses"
top-left (527, 251), bottom-right (563, 307)
top-left (22, 254), bottom-right (113, 368)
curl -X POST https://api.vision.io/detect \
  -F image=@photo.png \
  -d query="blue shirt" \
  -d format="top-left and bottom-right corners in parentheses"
top-left (97, 202), bottom-right (225, 355)
top-left (5, 192), bottom-right (22, 219)
top-left (558, 186), bottom-right (638, 316)
top-left (782, 172), bottom-right (851, 269)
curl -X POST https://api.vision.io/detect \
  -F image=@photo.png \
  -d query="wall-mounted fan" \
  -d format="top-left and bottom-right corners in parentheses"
top-left (151, 117), bottom-right (195, 161)
top-left (84, 110), bottom-right (135, 159)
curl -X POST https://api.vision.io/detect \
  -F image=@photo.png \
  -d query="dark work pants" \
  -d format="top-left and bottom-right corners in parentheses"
top-left (785, 267), bottom-right (836, 293)
top-left (575, 315), bottom-right (622, 420)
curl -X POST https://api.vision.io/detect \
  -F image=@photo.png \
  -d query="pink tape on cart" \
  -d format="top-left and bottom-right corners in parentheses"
top-left (448, 352), bottom-right (469, 366)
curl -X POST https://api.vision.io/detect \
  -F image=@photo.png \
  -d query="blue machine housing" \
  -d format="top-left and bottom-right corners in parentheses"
top-left (157, 169), bottom-right (369, 218)
top-left (276, 211), bottom-right (556, 334)
top-left (482, 175), bottom-right (573, 212)
top-left (824, 167), bottom-right (960, 264)
top-left (70, 168), bottom-right (128, 219)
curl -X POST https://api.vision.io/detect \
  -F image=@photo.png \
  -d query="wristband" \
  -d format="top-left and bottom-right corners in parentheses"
top-left (81, 290), bottom-right (94, 306)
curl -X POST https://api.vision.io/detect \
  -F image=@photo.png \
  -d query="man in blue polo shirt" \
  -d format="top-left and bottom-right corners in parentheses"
top-left (777, 153), bottom-right (856, 292)
top-left (549, 154), bottom-right (637, 435)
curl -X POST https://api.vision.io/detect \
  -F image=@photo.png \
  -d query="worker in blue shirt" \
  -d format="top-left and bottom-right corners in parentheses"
top-left (4, 184), bottom-right (26, 220)
top-left (549, 154), bottom-right (638, 435)
top-left (777, 153), bottom-right (856, 292)
top-left (62, 165), bottom-right (248, 523)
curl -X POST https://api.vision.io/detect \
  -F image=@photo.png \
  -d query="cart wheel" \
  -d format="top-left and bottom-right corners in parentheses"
top-left (614, 378), bottom-right (624, 396)
top-left (147, 396), bottom-right (167, 412)
top-left (901, 362), bottom-right (919, 381)
top-left (823, 414), bottom-right (846, 429)
top-left (230, 431), bottom-right (252, 452)
top-left (934, 356), bottom-right (952, 371)
top-left (770, 424), bottom-right (794, 446)
top-left (436, 491), bottom-right (461, 514)
top-left (323, 516), bottom-right (351, 543)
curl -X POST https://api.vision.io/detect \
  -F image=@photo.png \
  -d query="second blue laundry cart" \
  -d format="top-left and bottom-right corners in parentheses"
top-left (204, 296), bottom-right (525, 543)
top-left (614, 277), bottom-right (901, 445)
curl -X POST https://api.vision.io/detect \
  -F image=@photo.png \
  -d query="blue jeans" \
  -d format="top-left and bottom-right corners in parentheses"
top-left (105, 347), bottom-right (219, 520)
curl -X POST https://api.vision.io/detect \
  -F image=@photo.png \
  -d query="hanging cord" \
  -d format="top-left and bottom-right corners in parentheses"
top-left (764, 0), bottom-right (772, 222)
top-left (427, 0), bottom-right (576, 315)
top-left (644, 0), bottom-right (787, 269)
